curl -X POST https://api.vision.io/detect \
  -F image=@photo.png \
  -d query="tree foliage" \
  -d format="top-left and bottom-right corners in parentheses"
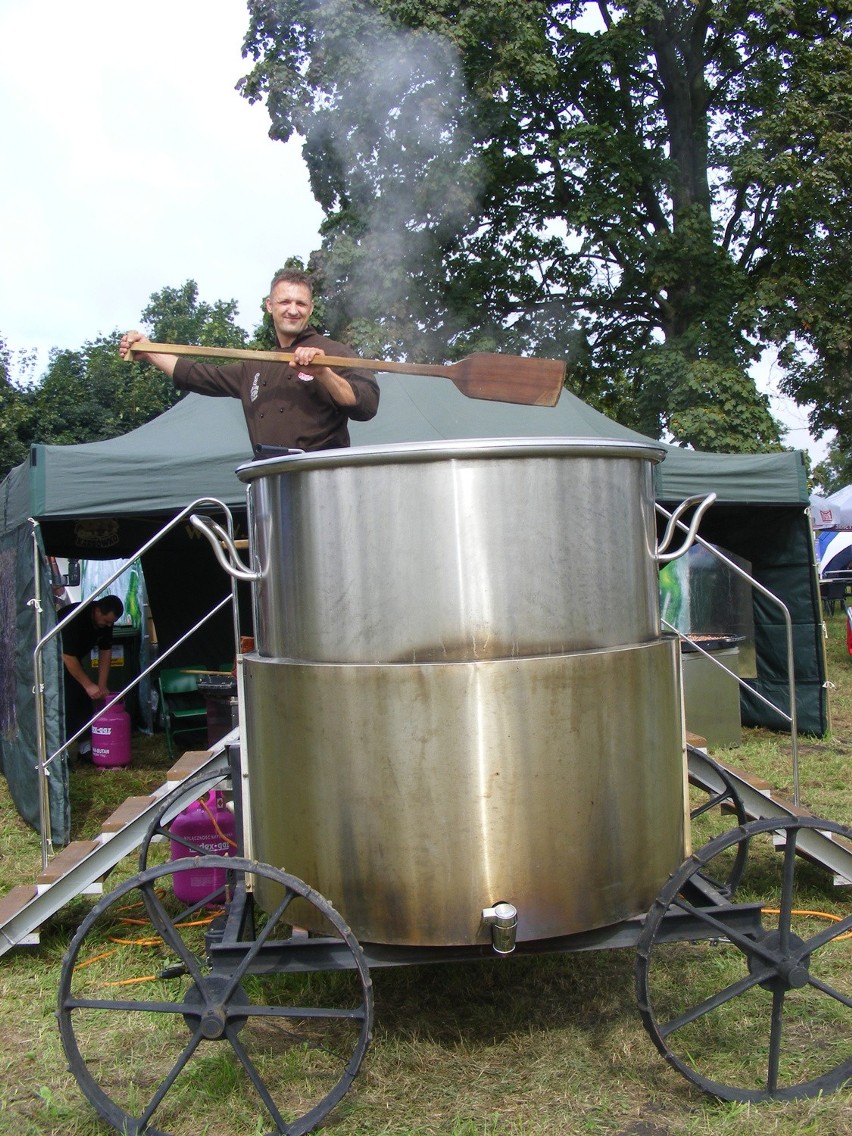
top-left (0, 281), bottom-right (250, 482)
top-left (140, 280), bottom-right (249, 350)
top-left (813, 439), bottom-right (852, 495)
top-left (1, 334), bottom-right (43, 481)
top-left (239, 0), bottom-right (850, 453)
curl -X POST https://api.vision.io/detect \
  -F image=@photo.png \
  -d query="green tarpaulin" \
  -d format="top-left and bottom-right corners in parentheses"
top-left (1, 379), bottom-right (810, 523)
top-left (0, 523), bottom-right (68, 844)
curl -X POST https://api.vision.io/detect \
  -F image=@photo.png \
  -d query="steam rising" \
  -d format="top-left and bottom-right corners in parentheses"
top-left (302, 1), bottom-right (484, 350)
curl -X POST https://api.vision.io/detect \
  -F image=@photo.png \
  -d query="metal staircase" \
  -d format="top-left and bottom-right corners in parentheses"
top-left (0, 738), bottom-right (232, 958)
top-left (0, 497), bottom-right (244, 959)
top-left (687, 740), bottom-right (852, 886)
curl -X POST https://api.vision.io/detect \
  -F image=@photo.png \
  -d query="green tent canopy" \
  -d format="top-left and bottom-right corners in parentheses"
top-left (2, 378), bottom-right (810, 520)
top-left (0, 374), bottom-right (824, 843)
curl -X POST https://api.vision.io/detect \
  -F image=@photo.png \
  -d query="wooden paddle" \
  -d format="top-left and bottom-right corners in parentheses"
top-left (125, 341), bottom-right (565, 407)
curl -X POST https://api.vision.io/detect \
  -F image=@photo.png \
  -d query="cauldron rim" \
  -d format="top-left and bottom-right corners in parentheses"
top-left (238, 436), bottom-right (667, 482)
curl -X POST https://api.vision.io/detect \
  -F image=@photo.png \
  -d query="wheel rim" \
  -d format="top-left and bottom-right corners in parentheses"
top-left (636, 816), bottom-right (852, 1101)
top-left (58, 857), bottom-right (373, 1136)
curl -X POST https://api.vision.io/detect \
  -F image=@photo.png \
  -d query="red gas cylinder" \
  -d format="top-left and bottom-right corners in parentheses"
top-left (91, 698), bottom-right (132, 768)
top-left (169, 790), bottom-right (237, 905)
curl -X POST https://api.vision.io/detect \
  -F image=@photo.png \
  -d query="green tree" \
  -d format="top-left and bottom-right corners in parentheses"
top-left (0, 281), bottom-right (250, 480)
top-left (0, 334), bottom-right (40, 479)
top-left (812, 440), bottom-right (852, 495)
top-left (239, 0), bottom-right (850, 453)
top-left (140, 280), bottom-right (249, 349)
top-left (28, 333), bottom-right (177, 446)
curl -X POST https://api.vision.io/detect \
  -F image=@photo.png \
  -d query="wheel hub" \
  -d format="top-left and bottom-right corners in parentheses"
top-left (748, 929), bottom-right (811, 992)
top-left (182, 974), bottom-right (250, 1038)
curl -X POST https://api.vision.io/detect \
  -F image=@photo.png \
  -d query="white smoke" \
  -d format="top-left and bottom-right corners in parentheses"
top-left (302, 1), bottom-right (484, 350)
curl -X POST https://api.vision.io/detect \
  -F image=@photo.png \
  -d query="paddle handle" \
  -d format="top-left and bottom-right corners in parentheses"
top-left (126, 341), bottom-right (453, 378)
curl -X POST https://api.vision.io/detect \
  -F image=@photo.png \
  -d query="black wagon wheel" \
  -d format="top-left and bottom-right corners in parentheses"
top-left (138, 767), bottom-right (237, 872)
top-left (687, 750), bottom-right (749, 898)
top-left (636, 816), bottom-right (852, 1101)
top-left (58, 856), bottom-right (373, 1136)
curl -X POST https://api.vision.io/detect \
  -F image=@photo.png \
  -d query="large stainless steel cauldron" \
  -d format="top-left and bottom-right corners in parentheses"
top-left (244, 438), bottom-right (680, 661)
top-left (241, 639), bottom-right (686, 945)
top-left (198, 439), bottom-right (708, 946)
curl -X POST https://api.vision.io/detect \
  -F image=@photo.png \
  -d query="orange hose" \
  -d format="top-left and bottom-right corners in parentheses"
top-left (763, 907), bottom-right (852, 941)
top-left (198, 794), bottom-right (238, 849)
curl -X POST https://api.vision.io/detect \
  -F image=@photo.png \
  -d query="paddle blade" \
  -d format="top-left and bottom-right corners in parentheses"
top-left (450, 353), bottom-right (566, 407)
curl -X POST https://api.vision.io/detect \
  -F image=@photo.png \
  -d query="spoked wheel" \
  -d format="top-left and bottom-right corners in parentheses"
top-left (636, 816), bottom-right (852, 1101)
top-left (687, 751), bottom-right (749, 897)
top-left (58, 857), bottom-right (373, 1136)
top-left (138, 768), bottom-right (236, 871)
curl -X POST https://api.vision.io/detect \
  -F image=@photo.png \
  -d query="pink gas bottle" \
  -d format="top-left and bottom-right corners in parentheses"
top-left (169, 790), bottom-right (237, 905)
top-left (91, 698), bottom-right (132, 768)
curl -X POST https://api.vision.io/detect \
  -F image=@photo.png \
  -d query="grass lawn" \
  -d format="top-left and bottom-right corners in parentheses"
top-left (1, 614), bottom-right (851, 1135)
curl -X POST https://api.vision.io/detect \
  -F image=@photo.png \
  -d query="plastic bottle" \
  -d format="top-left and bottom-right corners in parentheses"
top-left (169, 790), bottom-right (237, 905)
top-left (91, 698), bottom-right (132, 768)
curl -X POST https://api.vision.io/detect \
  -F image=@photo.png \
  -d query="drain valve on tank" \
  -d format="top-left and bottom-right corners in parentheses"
top-left (481, 902), bottom-right (519, 954)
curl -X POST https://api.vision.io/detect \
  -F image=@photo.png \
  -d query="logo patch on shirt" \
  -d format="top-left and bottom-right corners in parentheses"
top-left (250, 373), bottom-right (260, 402)
top-left (297, 371), bottom-right (314, 383)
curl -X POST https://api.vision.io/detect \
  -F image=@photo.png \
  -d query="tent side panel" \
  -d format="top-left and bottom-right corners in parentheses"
top-left (0, 522), bottom-right (69, 843)
top-left (683, 505), bottom-right (827, 736)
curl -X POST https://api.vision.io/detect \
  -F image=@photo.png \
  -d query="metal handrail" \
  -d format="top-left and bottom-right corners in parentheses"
top-left (656, 503), bottom-right (800, 805)
top-left (31, 498), bottom-right (242, 868)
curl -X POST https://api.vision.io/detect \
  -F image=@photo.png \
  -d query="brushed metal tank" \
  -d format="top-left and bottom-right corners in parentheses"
top-left (232, 438), bottom-right (690, 946)
top-left (242, 638), bottom-right (687, 945)
top-left (238, 438), bottom-right (667, 662)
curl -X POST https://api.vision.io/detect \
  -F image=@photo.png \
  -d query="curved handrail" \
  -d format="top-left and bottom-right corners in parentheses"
top-left (656, 502), bottom-right (800, 804)
top-left (657, 494), bottom-right (717, 563)
top-left (189, 515), bottom-right (261, 582)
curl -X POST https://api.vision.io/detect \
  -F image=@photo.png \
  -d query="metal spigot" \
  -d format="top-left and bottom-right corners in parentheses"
top-left (481, 902), bottom-right (518, 954)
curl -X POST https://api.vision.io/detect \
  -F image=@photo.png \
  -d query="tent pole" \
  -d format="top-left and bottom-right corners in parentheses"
top-left (29, 519), bottom-right (54, 870)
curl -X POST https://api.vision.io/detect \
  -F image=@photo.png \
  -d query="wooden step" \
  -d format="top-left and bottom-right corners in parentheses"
top-left (768, 794), bottom-right (815, 818)
top-left (764, 790), bottom-right (852, 847)
top-left (721, 763), bottom-right (772, 793)
top-left (36, 840), bottom-right (101, 885)
top-left (769, 813), bottom-right (852, 884)
top-left (0, 885), bottom-right (38, 926)
top-left (1, 747), bottom-right (231, 957)
top-left (167, 750), bottom-right (215, 781)
top-left (687, 743), bottom-right (773, 796)
top-left (101, 795), bottom-right (157, 833)
top-left (0, 885), bottom-right (41, 947)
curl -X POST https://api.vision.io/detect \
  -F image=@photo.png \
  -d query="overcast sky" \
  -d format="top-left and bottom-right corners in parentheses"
top-left (0, 0), bottom-right (826, 461)
top-left (0, 0), bottom-right (323, 364)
